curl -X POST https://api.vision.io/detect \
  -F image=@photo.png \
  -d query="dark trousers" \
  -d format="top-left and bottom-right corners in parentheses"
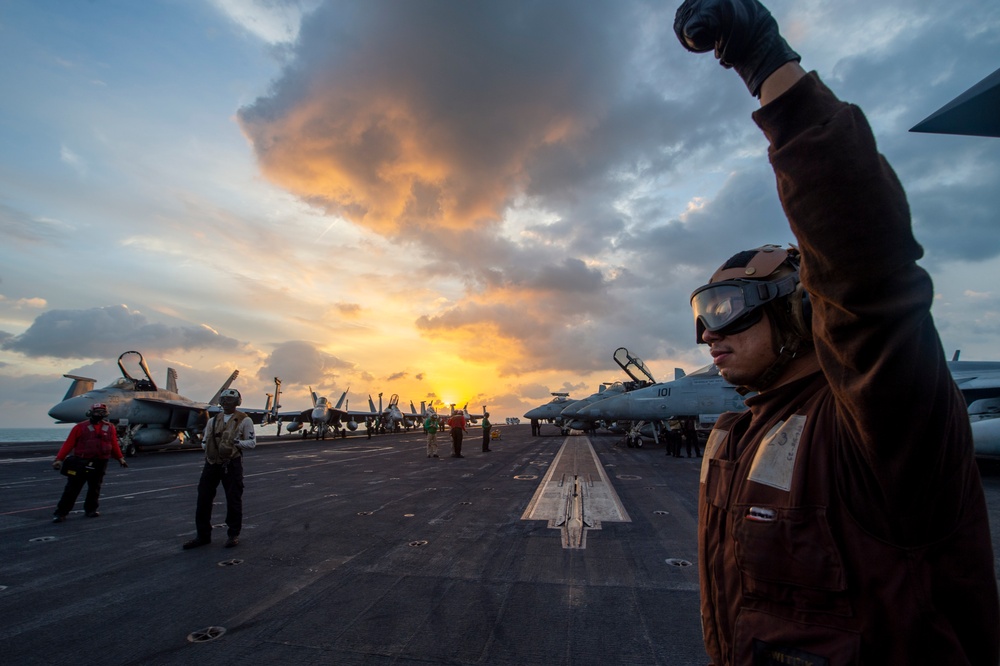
top-left (55, 458), bottom-right (108, 516)
top-left (451, 429), bottom-right (464, 456)
top-left (195, 457), bottom-right (244, 541)
top-left (482, 428), bottom-right (491, 451)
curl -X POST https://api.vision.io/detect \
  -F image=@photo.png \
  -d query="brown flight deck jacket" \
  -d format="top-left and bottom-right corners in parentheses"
top-left (698, 73), bottom-right (1000, 666)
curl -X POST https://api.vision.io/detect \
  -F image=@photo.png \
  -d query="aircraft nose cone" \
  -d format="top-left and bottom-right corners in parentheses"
top-left (48, 396), bottom-right (89, 423)
top-left (523, 407), bottom-right (545, 420)
top-left (578, 394), bottom-right (627, 420)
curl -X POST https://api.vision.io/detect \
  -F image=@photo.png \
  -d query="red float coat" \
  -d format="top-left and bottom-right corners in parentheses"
top-left (56, 420), bottom-right (123, 460)
top-left (698, 73), bottom-right (1000, 665)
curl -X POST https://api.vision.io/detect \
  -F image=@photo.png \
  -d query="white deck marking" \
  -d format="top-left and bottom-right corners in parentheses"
top-left (520, 436), bottom-right (631, 549)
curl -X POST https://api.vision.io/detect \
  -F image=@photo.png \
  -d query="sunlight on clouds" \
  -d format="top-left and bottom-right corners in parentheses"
top-left (242, 93), bottom-right (513, 236)
top-left (19, 297), bottom-right (46, 308)
top-left (683, 197), bottom-right (707, 216)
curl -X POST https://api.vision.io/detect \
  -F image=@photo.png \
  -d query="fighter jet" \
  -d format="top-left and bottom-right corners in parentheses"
top-left (580, 353), bottom-right (1000, 454)
top-left (48, 351), bottom-right (278, 455)
top-left (367, 393), bottom-right (430, 433)
top-left (279, 388), bottom-right (356, 439)
top-left (575, 363), bottom-right (750, 446)
top-left (523, 393), bottom-right (576, 434)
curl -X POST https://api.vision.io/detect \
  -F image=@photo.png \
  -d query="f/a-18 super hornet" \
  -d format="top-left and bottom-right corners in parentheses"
top-left (367, 393), bottom-right (422, 434)
top-left (575, 363), bottom-right (749, 447)
top-left (48, 351), bottom-right (278, 455)
top-left (278, 387), bottom-right (360, 439)
top-left (579, 350), bottom-right (1000, 453)
top-left (525, 347), bottom-right (658, 435)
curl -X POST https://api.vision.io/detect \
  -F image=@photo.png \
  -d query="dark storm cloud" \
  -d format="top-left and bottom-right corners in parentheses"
top-left (1, 305), bottom-right (244, 359)
top-left (256, 340), bottom-right (353, 386)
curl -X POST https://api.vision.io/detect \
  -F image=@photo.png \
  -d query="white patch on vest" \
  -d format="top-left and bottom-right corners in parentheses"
top-left (746, 414), bottom-right (806, 491)
top-left (700, 429), bottom-right (729, 484)
top-left (746, 506), bottom-right (777, 522)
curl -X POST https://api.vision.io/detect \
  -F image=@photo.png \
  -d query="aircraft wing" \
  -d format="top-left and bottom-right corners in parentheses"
top-left (948, 361), bottom-right (1000, 401)
top-left (134, 397), bottom-right (211, 411)
top-left (238, 408), bottom-right (278, 425)
top-left (276, 408), bottom-right (313, 423)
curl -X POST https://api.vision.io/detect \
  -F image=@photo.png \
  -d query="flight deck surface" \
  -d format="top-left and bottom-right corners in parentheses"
top-left (3, 425), bottom-right (1000, 665)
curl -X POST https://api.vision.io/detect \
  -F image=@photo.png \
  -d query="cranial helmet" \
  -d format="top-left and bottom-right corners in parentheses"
top-left (690, 244), bottom-right (812, 391)
top-left (691, 244), bottom-right (810, 343)
top-left (87, 402), bottom-right (109, 418)
top-left (220, 388), bottom-right (242, 406)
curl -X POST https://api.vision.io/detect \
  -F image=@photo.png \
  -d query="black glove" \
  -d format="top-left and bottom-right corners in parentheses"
top-left (674, 0), bottom-right (800, 97)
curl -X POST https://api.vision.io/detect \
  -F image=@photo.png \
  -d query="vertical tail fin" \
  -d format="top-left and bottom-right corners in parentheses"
top-left (61, 375), bottom-right (96, 401)
top-left (271, 378), bottom-right (282, 422)
top-left (208, 370), bottom-right (239, 405)
top-left (166, 368), bottom-right (179, 393)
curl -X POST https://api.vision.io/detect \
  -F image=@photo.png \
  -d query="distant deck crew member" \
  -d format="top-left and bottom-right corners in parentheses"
top-left (481, 412), bottom-right (492, 452)
top-left (447, 410), bottom-right (467, 458)
top-left (424, 413), bottom-right (440, 458)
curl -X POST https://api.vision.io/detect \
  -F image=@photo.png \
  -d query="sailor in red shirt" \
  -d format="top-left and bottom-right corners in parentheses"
top-left (447, 410), bottom-right (467, 458)
top-left (51, 402), bottom-right (127, 522)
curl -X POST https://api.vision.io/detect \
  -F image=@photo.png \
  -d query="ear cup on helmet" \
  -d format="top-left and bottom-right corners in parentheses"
top-left (789, 283), bottom-right (812, 341)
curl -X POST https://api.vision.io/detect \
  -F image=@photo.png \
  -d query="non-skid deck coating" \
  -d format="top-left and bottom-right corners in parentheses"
top-left (3, 425), bottom-right (1000, 665)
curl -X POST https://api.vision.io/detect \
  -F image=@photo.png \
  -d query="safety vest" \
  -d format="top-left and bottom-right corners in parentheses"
top-left (204, 411), bottom-right (248, 464)
top-left (73, 422), bottom-right (115, 459)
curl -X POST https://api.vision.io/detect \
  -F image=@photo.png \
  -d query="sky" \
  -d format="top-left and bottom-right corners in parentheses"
top-left (1, 0), bottom-right (999, 428)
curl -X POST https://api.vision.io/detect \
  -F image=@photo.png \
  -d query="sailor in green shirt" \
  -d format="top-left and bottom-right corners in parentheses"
top-left (423, 414), bottom-right (440, 458)
top-left (481, 412), bottom-right (492, 452)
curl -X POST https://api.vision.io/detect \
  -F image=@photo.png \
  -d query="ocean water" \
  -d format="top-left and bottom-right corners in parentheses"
top-left (0, 427), bottom-right (74, 443)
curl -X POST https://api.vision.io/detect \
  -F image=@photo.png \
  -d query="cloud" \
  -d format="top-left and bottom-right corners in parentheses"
top-left (237, 1), bottom-right (663, 238)
top-left (210, 0), bottom-right (320, 45)
top-left (0, 295), bottom-right (48, 309)
top-left (255, 340), bottom-right (353, 386)
top-left (1, 305), bottom-right (245, 358)
top-left (228, 0), bottom-right (1000, 391)
top-left (0, 203), bottom-right (72, 244)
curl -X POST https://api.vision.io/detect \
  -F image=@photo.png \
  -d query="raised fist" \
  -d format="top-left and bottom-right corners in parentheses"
top-left (674, 0), bottom-right (800, 97)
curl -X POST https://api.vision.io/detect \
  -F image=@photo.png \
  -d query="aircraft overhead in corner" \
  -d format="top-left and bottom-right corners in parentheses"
top-left (48, 351), bottom-right (279, 455)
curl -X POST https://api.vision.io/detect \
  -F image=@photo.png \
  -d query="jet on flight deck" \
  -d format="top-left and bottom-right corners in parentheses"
top-left (578, 351), bottom-right (1000, 456)
top-left (278, 387), bottom-right (364, 440)
top-left (523, 347), bottom-right (658, 435)
top-left (48, 351), bottom-right (279, 455)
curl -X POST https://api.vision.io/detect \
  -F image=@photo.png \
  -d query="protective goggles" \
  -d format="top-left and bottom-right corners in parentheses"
top-left (690, 274), bottom-right (798, 343)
